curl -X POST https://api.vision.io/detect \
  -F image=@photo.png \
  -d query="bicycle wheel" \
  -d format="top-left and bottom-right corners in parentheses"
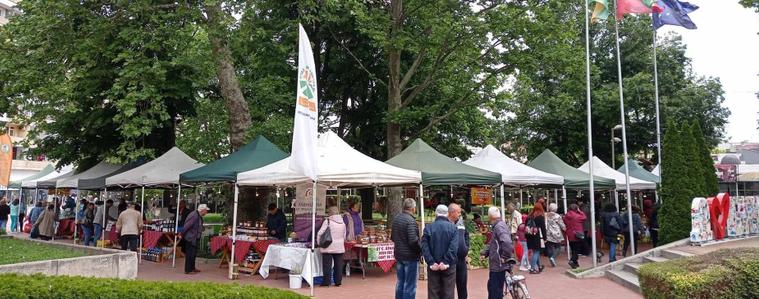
top-left (514, 282), bottom-right (530, 299)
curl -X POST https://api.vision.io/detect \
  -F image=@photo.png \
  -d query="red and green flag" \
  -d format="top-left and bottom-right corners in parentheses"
top-left (592, 0), bottom-right (663, 22)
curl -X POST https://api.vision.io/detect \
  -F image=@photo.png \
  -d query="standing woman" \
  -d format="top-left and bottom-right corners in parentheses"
top-left (342, 202), bottom-right (364, 242)
top-left (10, 199), bottom-right (20, 233)
top-left (317, 206), bottom-right (347, 287)
top-left (525, 204), bottom-right (547, 274)
top-left (35, 203), bottom-right (57, 241)
top-left (564, 203), bottom-right (587, 269)
top-left (544, 203), bottom-right (566, 267)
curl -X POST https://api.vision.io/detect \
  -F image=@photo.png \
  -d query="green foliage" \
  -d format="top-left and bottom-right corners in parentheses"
top-left (741, 0), bottom-right (759, 12)
top-left (0, 238), bottom-right (84, 265)
top-left (690, 122), bottom-right (720, 197)
top-left (467, 233), bottom-right (488, 269)
top-left (0, 273), bottom-right (306, 299)
top-left (639, 248), bottom-right (759, 299)
top-left (658, 121), bottom-right (694, 244)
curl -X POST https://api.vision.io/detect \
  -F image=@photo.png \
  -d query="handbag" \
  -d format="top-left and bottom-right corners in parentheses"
top-left (318, 219), bottom-right (333, 248)
top-left (539, 229), bottom-right (546, 249)
top-left (574, 231), bottom-right (586, 240)
top-left (30, 224), bottom-right (40, 239)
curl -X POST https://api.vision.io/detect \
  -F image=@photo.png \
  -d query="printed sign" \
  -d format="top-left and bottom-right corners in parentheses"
top-left (294, 183), bottom-right (327, 216)
top-left (0, 134), bottom-right (12, 187)
top-left (367, 243), bottom-right (395, 262)
top-left (470, 186), bottom-right (493, 205)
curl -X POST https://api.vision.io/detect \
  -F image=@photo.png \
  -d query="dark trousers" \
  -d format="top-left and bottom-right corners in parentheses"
top-left (487, 270), bottom-right (506, 299)
top-left (650, 228), bottom-right (659, 248)
top-left (321, 253), bottom-right (344, 286)
top-left (569, 240), bottom-right (583, 265)
top-left (428, 266), bottom-right (456, 299)
top-left (184, 242), bottom-right (198, 274)
top-left (120, 234), bottom-right (139, 251)
top-left (455, 260), bottom-right (467, 299)
top-left (583, 231), bottom-right (592, 255)
top-left (622, 233), bottom-right (640, 256)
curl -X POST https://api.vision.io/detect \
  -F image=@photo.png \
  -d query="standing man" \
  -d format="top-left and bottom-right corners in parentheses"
top-left (448, 203), bottom-right (470, 299)
top-left (182, 204), bottom-right (209, 275)
top-left (506, 203), bottom-right (522, 238)
top-left (115, 203), bottom-right (143, 251)
top-left (266, 203), bottom-right (286, 241)
top-left (391, 198), bottom-right (421, 299)
top-left (481, 207), bottom-right (514, 299)
top-left (421, 205), bottom-right (459, 299)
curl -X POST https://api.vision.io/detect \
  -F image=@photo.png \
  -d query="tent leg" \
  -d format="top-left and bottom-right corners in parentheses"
top-left (310, 181), bottom-right (317, 297)
top-left (562, 186), bottom-right (569, 261)
top-left (52, 188), bottom-right (58, 242)
top-left (614, 191), bottom-right (620, 212)
top-left (519, 188), bottom-right (523, 208)
top-left (172, 184), bottom-right (182, 268)
top-left (102, 188), bottom-right (108, 242)
top-left (500, 185), bottom-right (505, 220)
top-left (229, 184), bottom-right (240, 280)
top-left (139, 186), bottom-right (145, 265)
top-left (73, 196), bottom-right (78, 244)
top-left (419, 184), bottom-right (426, 281)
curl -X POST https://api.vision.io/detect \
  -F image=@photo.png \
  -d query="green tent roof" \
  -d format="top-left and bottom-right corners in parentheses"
top-left (528, 149), bottom-right (616, 189)
top-left (8, 164), bottom-right (55, 189)
top-left (386, 139), bottom-right (502, 185)
top-left (618, 159), bottom-right (661, 184)
top-left (179, 136), bottom-right (288, 183)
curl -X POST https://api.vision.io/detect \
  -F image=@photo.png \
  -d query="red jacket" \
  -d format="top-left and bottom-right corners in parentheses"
top-left (564, 209), bottom-right (587, 242)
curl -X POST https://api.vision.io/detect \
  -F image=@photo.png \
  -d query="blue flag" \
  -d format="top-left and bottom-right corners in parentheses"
top-left (653, 0), bottom-right (698, 30)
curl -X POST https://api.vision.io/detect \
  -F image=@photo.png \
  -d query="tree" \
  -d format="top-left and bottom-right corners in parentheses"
top-left (691, 121), bottom-right (720, 197)
top-left (659, 121), bottom-right (694, 244)
top-left (681, 121), bottom-right (705, 197)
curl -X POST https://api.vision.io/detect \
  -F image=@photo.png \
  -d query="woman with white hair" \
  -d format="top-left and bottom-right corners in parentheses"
top-left (317, 205), bottom-right (347, 287)
top-left (545, 203), bottom-right (566, 267)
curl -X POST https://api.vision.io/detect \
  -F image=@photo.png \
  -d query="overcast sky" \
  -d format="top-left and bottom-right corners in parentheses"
top-left (662, 1), bottom-right (759, 143)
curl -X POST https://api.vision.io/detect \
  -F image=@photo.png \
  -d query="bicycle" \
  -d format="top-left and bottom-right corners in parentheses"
top-left (505, 258), bottom-right (530, 299)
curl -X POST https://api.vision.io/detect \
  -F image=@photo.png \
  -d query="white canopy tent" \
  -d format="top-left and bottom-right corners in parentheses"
top-left (578, 156), bottom-right (657, 190)
top-left (57, 161), bottom-right (121, 189)
top-left (21, 165), bottom-right (75, 189)
top-left (652, 164), bottom-right (660, 176)
top-left (464, 145), bottom-right (564, 186)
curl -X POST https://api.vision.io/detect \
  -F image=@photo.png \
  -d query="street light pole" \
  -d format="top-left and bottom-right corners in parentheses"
top-left (611, 125), bottom-right (622, 169)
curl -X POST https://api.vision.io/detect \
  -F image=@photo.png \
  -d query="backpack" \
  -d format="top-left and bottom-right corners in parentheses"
top-left (609, 215), bottom-right (621, 231)
top-left (526, 217), bottom-right (538, 235)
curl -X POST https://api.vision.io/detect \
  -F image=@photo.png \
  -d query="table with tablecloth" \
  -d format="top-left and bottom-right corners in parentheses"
top-left (259, 243), bottom-right (323, 286)
top-left (345, 242), bottom-right (396, 278)
top-left (210, 236), bottom-right (280, 272)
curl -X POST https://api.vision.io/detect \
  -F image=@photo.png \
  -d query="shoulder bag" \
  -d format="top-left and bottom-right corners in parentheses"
top-left (319, 218), bottom-right (333, 248)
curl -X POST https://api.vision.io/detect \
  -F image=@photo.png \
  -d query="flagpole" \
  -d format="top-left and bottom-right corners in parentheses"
top-left (652, 20), bottom-right (663, 171)
top-left (584, 0), bottom-right (598, 268)
top-left (613, 0), bottom-right (636, 255)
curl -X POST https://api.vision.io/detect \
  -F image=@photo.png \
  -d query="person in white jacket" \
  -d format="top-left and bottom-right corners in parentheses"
top-left (317, 206), bottom-right (347, 287)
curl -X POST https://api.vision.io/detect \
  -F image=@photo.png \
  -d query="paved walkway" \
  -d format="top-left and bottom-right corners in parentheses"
top-left (673, 236), bottom-right (759, 255)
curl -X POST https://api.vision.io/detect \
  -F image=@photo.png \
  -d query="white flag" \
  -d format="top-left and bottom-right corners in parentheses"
top-left (289, 24), bottom-right (319, 180)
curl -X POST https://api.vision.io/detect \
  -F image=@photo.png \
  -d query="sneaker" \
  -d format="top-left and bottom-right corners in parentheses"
top-left (519, 266), bottom-right (529, 272)
top-left (549, 257), bottom-right (557, 267)
top-left (539, 265), bottom-right (545, 273)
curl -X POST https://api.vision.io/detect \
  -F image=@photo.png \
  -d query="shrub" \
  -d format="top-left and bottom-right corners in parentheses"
top-left (639, 247), bottom-right (759, 299)
top-left (659, 121), bottom-right (697, 244)
top-left (467, 233), bottom-right (488, 268)
top-left (0, 274), bottom-right (307, 299)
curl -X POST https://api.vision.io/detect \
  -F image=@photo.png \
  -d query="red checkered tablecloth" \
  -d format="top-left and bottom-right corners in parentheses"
top-left (210, 236), bottom-right (227, 255)
top-left (375, 260), bottom-right (396, 273)
top-left (143, 231), bottom-right (164, 249)
top-left (253, 239), bottom-right (280, 254)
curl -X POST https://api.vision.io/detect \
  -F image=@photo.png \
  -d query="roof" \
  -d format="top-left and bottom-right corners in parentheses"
top-left (652, 165), bottom-right (660, 176)
top-left (105, 147), bottom-right (203, 188)
top-left (21, 165), bottom-right (75, 189)
top-left (78, 159), bottom-right (147, 190)
top-left (617, 159), bottom-right (661, 184)
top-left (720, 155), bottom-right (741, 165)
top-left (463, 145), bottom-right (563, 186)
top-left (8, 164), bottom-right (55, 189)
top-left (577, 156), bottom-right (657, 190)
top-left (56, 161), bottom-right (122, 189)
top-left (180, 136), bottom-right (287, 183)
top-left (386, 139), bottom-right (502, 186)
top-left (236, 131), bottom-right (421, 187)
top-left (527, 149), bottom-right (616, 189)
top-left (737, 149), bottom-right (759, 164)
top-left (737, 172), bottom-right (759, 182)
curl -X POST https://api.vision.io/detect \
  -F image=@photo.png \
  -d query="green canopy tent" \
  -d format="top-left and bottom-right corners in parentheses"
top-left (8, 164), bottom-right (55, 189)
top-left (179, 136), bottom-right (288, 183)
top-left (617, 159), bottom-right (661, 184)
top-left (386, 139), bottom-right (502, 186)
top-left (528, 149), bottom-right (616, 189)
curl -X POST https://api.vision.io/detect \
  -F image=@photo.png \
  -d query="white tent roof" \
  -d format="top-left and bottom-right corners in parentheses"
top-left (105, 147), bottom-right (203, 188)
top-left (578, 156), bottom-right (657, 190)
top-left (56, 161), bottom-right (122, 189)
top-left (22, 165), bottom-right (75, 188)
top-left (464, 145), bottom-right (564, 186)
top-left (237, 131), bottom-right (422, 187)
top-left (651, 165), bottom-right (660, 176)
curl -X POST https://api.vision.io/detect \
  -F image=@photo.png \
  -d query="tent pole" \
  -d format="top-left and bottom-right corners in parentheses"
top-left (276, 187), bottom-right (281, 209)
top-left (52, 188), bottom-right (57, 242)
top-left (73, 194), bottom-right (78, 244)
top-left (310, 181), bottom-right (317, 297)
top-left (139, 186), bottom-right (145, 264)
top-left (102, 187), bottom-right (108, 243)
top-left (172, 184), bottom-right (182, 268)
top-left (562, 186), bottom-right (569, 260)
top-left (419, 184), bottom-right (426, 280)
top-left (229, 184), bottom-right (240, 279)
top-left (736, 181), bottom-right (739, 197)
top-left (614, 191), bottom-right (620, 212)
top-left (519, 188), bottom-right (523, 208)
top-left (500, 184), bottom-right (505, 220)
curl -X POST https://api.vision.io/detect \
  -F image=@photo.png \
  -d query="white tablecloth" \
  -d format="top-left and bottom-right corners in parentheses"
top-left (259, 244), bottom-right (323, 286)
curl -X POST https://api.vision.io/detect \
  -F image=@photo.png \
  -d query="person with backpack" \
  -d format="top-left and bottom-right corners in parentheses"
top-left (525, 204), bottom-right (547, 274)
top-left (316, 206), bottom-right (347, 287)
top-left (621, 206), bottom-right (644, 257)
top-left (601, 203), bottom-right (624, 263)
top-left (545, 203), bottom-right (566, 267)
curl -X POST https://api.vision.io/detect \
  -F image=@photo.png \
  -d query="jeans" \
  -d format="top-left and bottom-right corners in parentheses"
top-left (519, 241), bottom-right (529, 269)
top-left (609, 242), bottom-right (617, 262)
top-left (0, 220), bottom-right (6, 233)
top-left (546, 241), bottom-right (561, 261)
top-left (94, 224), bottom-right (103, 243)
top-left (569, 240), bottom-right (583, 265)
top-left (321, 253), bottom-right (344, 286)
top-left (487, 270), bottom-right (506, 299)
top-left (10, 216), bottom-right (18, 232)
top-left (120, 234), bottom-right (139, 251)
top-left (428, 266), bottom-right (456, 299)
top-left (82, 226), bottom-right (94, 246)
top-left (530, 248), bottom-right (542, 270)
top-left (184, 242), bottom-right (198, 273)
top-left (455, 259), bottom-right (468, 299)
top-left (395, 260), bottom-right (418, 299)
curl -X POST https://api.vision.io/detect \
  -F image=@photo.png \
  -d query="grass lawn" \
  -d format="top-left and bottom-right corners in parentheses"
top-left (0, 238), bottom-right (85, 265)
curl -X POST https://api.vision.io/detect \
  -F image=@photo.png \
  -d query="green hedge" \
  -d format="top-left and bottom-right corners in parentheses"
top-left (0, 274), bottom-right (307, 299)
top-left (639, 248), bottom-right (759, 299)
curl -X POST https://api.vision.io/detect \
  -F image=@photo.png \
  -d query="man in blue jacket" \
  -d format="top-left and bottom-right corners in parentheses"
top-left (481, 206), bottom-right (514, 299)
top-left (448, 203), bottom-right (470, 299)
top-left (422, 205), bottom-right (459, 299)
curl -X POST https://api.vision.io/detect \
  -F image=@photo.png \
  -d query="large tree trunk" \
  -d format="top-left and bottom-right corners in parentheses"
top-left (205, 2), bottom-right (251, 151)
top-left (386, 0), bottom-right (404, 226)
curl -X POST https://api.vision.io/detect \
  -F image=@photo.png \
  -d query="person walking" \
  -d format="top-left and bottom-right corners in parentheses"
top-left (621, 206), bottom-right (644, 257)
top-left (266, 203), bottom-right (287, 241)
top-left (601, 204), bottom-right (624, 263)
top-left (564, 203), bottom-right (587, 269)
top-left (650, 204), bottom-right (660, 248)
top-left (448, 203), bottom-right (469, 299)
top-left (525, 204), bottom-right (546, 274)
top-left (480, 207), bottom-right (514, 299)
top-left (35, 203), bottom-right (57, 241)
top-left (0, 199), bottom-right (10, 234)
top-left (28, 201), bottom-right (44, 228)
top-left (10, 199), bottom-right (20, 233)
top-left (516, 221), bottom-right (530, 271)
top-left (545, 203), bottom-right (565, 267)
top-left (82, 202), bottom-right (96, 246)
top-left (391, 198), bottom-right (421, 299)
top-left (116, 203), bottom-right (143, 251)
top-left (182, 204), bottom-right (209, 274)
top-left (317, 206), bottom-right (347, 287)
top-left (421, 205), bottom-right (459, 299)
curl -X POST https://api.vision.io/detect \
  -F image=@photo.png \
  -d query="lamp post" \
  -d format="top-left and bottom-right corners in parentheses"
top-left (611, 124), bottom-right (622, 169)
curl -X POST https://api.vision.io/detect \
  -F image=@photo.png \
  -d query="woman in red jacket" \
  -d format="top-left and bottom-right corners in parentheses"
top-left (564, 203), bottom-right (587, 269)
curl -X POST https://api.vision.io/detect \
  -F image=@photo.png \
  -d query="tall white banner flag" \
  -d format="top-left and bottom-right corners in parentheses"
top-left (289, 24), bottom-right (319, 180)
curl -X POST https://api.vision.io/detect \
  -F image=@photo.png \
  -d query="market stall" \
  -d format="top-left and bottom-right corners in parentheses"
top-left (578, 156), bottom-right (657, 191)
top-left (617, 159), bottom-right (661, 184)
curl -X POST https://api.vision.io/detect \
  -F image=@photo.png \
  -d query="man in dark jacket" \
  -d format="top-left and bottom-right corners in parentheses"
top-left (266, 204), bottom-right (287, 241)
top-left (601, 204), bottom-right (624, 263)
top-left (391, 198), bottom-right (421, 299)
top-left (448, 203), bottom-right (469, 299)
top-left (481, 206), bottom-right (514, 299)
top-left (421, 205), bottom-right (459, 299)
top-left (182, 204), bottom-right (208, 274)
